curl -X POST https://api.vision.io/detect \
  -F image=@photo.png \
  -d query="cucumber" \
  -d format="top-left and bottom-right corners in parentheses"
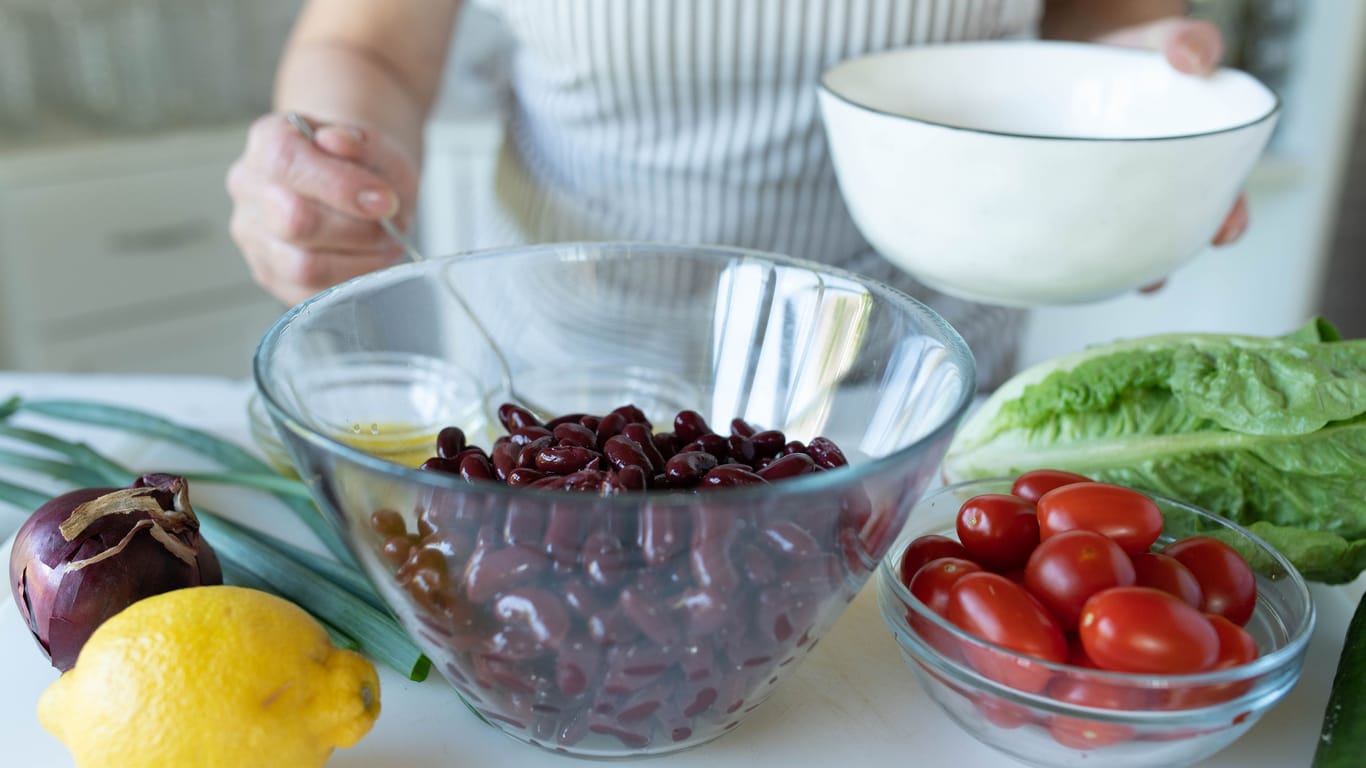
top-left (1313, 589), bottom-right (1366, 768)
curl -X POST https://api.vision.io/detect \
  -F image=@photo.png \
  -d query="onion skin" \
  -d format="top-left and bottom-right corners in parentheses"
top-left (8, 474), bottom-right (222, 671)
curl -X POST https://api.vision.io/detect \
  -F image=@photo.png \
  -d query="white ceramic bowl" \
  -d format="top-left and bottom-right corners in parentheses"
top-left (817, 41), bottom-right (1279, 307)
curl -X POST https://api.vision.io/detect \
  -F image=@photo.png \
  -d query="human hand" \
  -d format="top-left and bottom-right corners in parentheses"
top-left (227, 112), bottom-right (420, 306)
top-left (1096, 17), bottom-right (1249, 251)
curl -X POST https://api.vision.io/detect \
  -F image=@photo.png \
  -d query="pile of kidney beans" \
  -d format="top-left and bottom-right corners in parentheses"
top-left (369, 403), bottom-right (880, 752)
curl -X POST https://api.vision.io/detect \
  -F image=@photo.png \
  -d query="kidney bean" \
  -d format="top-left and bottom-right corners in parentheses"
top-left (582, 529), bottom-right (627, 589)
top-left (516, 436), bottom-right (554, 469)
top-left (729, 417), bottom-right (757, 438)
top-left (663, 451), bottom-right (718, 487)
top-left (780, 553), bottom-right (842, 596)
top-left (603, 434), bottom-right (652, 474)
top-left (739, 544), bottom-right (778, 584)
top-left (677, 641), bottom-right (718, 682)
top-left (537, 445), bottom-right (598, 474)
top-left (436, 426), bottom-right (467, 458)
top-left (716, 669), bottom-right (752, 715)
top-left (675, 587), bottom-right (733, 638)
top-left (587, 607), bottom-right (639, 647)
top-left (724, 630), bottom-right (774, 669)
top-left (556, 637), bottom-right (603, 698)
top-left (620, 424), bottom-right (665, 472)
top-left (616, 675), bottom-right (674, 724)
top-left (782, 440), bottom-right (807, 456)
top-left (579, 414), bottom-right (601, 431)
top-left (725, 435), bottom-right (757, 466)
top-left (491, 439), bottom-right (520, 481)
top-left (603, 466), bottom-right (648, 495)
top-left (691, 539), bottom-right (740, 593)
top-left (620, 585), bottom-right (680, 646)
top-left (595, 411), bottom-right (628, 448)
top-left (698, 464), bottom-right (768, 490)
top-left (459, 453), bottom-right (496, 482)
top-left (556, 469), bottom-right (609, 493)
top-left (673, 410), bottom-right (713, 442)
top-left (694, 434), bottom-right (731, 461)
top-left (464, 543), bottom-right (548, 603)
top-left (493, 587), bottom-right (570, 651)
top-left (420, 456), bottom-right (461, 474)
top-left (758, 521), bottom-right (821, 559)
top-left (370, 508), bottom-right (407, 537)
top-left (510, 425), bottom-right (554, 446)
top-left (500, 499), bottom-right (544, 545)
top-left (588, 718), bottom-right (651, 749)
top-left (541, 504), bottom-right (581, 567)
top-left (652, 431), bottom-right (681, 459)
top-left (499, 403), bottom-right (543, 431)
top-left (561, 578), bottom-right (607, 618)
top-left (507, 467), bottom-right (548, 487)
top-left (610, 404), bottom-right (650, 427)
top-left (553, 422), bottom-right (597, 448)
top-left (474, 653), bottom-right (543, 694)
top-left (756, 587), bottom-right (817, 644)
top-left (749, 430), bottom-right (786, 458)
top-left (637, 504), bottom-right (688, 566)
top-left (756, 452), bottom-right (818, 481)
top-left (805, 436), bottom-right (848, 469)
top-left (381, 535), bottom-right (416, 565)
top-left (545, 412), bottom-right (588, 429)
top-left (556, 706), bottom-right (591, 747)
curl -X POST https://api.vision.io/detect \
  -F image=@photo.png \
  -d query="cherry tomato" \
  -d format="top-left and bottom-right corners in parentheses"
top-left (1011, 469), bottom-right (1092, 504)
top-left (947, 572), bottom-right (1067, 692)
top-left (1131, 552), bottom-right (1203, 608)
top-left (899, 534), bottom-right (973, 587)
top-left (973, 694), bottom-right (1037, 730)
top-left (1079, 587), bottom-right (1219, 674)
top-left (1047, 675), bottom-right (1149, 749)
top-left (1024, 529), bottom-right (1135, 629)
top-left (1162, 536), bottom-right (1258, 626)
top-left (955, 493), bottom-right (1040, 572)
top-left (910, 557), bottom-right (984, 616)
top-left (1036, 482), bottom-right (1163, 555)
top-left (1163, 614), bottom-right (1260, 710)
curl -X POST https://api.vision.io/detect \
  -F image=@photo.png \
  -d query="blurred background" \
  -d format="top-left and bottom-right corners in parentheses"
top-left (0, 0), bottom-right (1361, 379)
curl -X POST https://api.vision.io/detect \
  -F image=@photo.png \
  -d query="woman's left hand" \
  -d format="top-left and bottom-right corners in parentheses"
top-left (1095, 17), bottom-right (1249, 247)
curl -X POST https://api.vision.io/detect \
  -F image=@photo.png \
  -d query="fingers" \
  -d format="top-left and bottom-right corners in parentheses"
top-left (245, 114), bottom-right (400, 220)
top-left (1162, 19), bottom-right (1224, 75)
top-left (1212, 195), bottom-right (1250, 246)
top-left (232, 207), bottom-right (403, 305)
top-left (1097, 18), bottom-right (1224, 75)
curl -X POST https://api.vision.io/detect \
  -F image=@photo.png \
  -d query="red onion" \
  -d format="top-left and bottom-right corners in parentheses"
top-left (7, 473), bottom-right (221, 670)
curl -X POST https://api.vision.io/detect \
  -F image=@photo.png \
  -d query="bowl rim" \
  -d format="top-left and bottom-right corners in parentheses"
top-left (880, 477), bottom-right (1316, 696)
top-left (252, 241), bottom-right (978, 506)
top-left (818, 39), bottom-right (1282, 144)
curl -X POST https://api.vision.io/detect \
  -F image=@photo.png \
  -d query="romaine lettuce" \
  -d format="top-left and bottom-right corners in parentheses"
top-left (944, 319), bottom-right (1366, 583)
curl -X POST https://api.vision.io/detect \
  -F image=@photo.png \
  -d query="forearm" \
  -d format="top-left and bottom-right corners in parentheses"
top-left (1041, 0), bottom-right (1187, 41)
top-left (273, 0), bottom-right (462, 160)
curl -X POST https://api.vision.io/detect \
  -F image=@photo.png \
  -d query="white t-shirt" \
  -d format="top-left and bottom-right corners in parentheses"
top-left (462, 0), bottom-right (1043, 387)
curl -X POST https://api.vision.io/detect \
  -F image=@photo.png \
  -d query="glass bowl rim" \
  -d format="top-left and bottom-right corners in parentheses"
top-left (252, 241), bottom-right (978, 507)
top-left (879, 476), bottom-right (1317, 694)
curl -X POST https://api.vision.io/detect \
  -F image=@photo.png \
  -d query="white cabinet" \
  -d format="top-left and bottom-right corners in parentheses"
top-left (0, 126), bottom-right (285, 377)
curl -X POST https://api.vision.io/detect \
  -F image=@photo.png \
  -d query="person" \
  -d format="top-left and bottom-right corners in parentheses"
top-left (227, 0), bottom-right (1247, 388)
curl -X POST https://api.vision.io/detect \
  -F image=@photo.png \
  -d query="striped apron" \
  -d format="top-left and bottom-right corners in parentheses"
top-left (469, 0), bottom-right (1043, 388)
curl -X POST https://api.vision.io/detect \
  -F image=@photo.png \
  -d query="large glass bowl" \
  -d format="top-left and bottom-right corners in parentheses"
top-left (879, 478), bottom-right (1315, 768)
top-left (254, 243), bottom-right (976, 757)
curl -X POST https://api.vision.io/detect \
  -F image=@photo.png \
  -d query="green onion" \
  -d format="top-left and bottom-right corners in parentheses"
top-left (0, 415), bottom-right (432, 682)
top-left (178, 470), bottom-right (317, 500)
top-left (18, 399), bottom-right (354, 565)
top-left (0, 477), bottom-right (51, 513)
top-left (0, 446), bottom-right (109, 488)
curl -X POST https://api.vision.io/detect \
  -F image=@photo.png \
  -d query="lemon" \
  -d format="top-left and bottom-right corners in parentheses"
top-left (38, 585), bottom-right (380, 768)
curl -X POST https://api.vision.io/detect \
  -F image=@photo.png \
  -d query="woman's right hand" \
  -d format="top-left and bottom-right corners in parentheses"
top-left (227, 112), bottom-right (420, 306)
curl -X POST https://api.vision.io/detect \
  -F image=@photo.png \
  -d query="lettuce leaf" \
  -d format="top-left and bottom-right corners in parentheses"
top-left (944, 319), bottom-right (1366, 583)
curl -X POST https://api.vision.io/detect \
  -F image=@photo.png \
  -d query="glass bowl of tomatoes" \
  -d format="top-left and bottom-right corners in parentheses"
top-left (878, 473), bottom-right (1315, 768)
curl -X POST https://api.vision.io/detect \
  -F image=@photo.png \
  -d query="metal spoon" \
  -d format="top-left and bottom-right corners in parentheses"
top-left (284, 112), bottom-right (551, 424)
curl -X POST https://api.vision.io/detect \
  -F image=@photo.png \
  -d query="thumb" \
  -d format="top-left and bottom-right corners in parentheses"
top-left (1097, 18), bottom-right (1225, 75)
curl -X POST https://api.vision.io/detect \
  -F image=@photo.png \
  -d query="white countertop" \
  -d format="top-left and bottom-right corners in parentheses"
top-left (0, 372), bottom-right (1359, 768)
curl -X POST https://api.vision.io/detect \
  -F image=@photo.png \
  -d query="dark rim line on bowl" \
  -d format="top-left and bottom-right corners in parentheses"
top-left (881, 479), bottom-right (1315, 697)
top-left (818, 40), bottom-right (1282, 143)
top-left (252, 241), bottom-right (978, 507)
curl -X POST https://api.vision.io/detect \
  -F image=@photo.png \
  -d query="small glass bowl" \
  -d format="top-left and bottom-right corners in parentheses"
top-left (878, 478), bottom-right (1315, 768)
